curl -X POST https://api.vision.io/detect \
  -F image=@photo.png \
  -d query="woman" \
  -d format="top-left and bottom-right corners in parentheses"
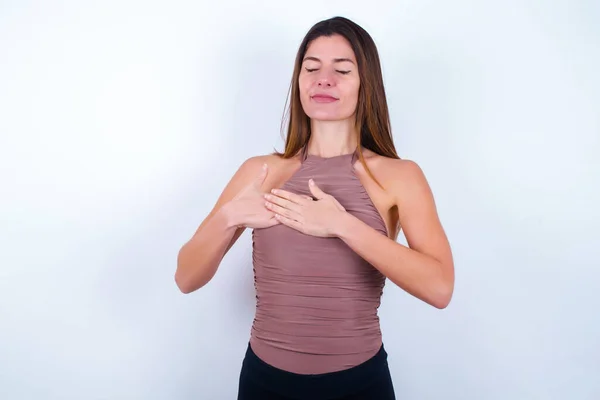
top-left (175, 16), bottom-right (454, 400)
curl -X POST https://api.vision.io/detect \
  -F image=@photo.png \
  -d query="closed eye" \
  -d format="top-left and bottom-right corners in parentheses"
top-left (304, 68), bottom-right (351, 75)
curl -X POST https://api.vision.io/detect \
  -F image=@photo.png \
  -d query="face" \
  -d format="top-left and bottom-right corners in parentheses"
top-left (298, 34), bottom-right (360, 122)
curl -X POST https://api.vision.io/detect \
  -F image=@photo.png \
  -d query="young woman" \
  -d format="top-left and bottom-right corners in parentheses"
top-left (175, 16), bottom-right (454, 400)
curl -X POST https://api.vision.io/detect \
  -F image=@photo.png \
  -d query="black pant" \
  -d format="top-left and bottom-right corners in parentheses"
top-left (237, 343), bottom-right (396, 400)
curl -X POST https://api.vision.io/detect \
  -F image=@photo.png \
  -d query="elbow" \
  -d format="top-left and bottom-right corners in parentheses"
top-left (430, 260), bottom-right (454, 309)
top-left (174, 272), bottom-right (194, 294)
top-left (174, 249), bottom-right (202, 294)
top-left (432, 295), bottom-right (452, 310)
top-left (174, 263), bottom-right (209, 294)
top-left (431, 280), bottom-right (454, 310)
top-left (175, 250), bottom-right (192, 294)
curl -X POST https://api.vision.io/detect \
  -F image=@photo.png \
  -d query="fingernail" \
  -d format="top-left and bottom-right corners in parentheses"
top-left (309, 179), bottom-right (314, 185)
top-left (262, 163), bottom-right (267, 170)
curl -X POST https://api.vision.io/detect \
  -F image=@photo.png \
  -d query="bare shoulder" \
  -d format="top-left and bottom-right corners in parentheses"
top-left (360, 151), bottom-right (427, 195)
top-left (236, 153), bottom-right (286, 179)
top-left (373, 153), bottom-right (452, 268)
top-left (370, 155), bottom-right (432, 205)
top-left (238, 153), bottom-right (285, 172)
top-left (235, 152), bottom-right (296, 191)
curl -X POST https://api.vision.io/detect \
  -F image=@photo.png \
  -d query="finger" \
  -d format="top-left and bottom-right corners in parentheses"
top-left (265, 201), bottom-right (299, 221)
top-left (264, 193), bottom-right (302, 213)
top-left (270, 188), bottom-right (311, 205)
top-left (308, 179), bottom-right (327, 200)
top-left (264, 215), bottom-right (281, 228)
top-left (253, 163), bottom-right (268, 188)
top-left (275, 213), bottom-right (303, 232)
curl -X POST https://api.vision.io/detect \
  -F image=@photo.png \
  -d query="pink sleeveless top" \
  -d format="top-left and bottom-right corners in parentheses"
top-left (249, 149), bottom-right (388, 374)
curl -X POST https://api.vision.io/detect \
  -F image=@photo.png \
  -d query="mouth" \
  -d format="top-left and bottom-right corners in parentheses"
top-left (311, 94), bottom-right (339, 103)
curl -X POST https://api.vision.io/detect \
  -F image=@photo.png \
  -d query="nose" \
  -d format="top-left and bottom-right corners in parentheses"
top-left (316, 70), bottom-right (335, 87)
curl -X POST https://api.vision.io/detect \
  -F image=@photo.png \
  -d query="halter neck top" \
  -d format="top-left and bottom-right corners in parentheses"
top-left (249, 149), bottom-right (388, 374)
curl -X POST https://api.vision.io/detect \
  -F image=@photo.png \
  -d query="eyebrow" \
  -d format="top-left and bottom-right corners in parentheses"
top-left (302, 56), bottom-right (355, 65)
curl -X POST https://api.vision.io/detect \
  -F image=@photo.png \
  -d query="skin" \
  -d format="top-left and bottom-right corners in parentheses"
top-left (175, 34), bottom-right (454, 309)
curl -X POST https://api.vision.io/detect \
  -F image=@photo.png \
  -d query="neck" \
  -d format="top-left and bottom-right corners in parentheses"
top-left (307, 118), bottom-right (358, 157)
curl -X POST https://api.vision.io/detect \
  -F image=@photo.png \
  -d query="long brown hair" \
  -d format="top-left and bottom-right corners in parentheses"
top-left (276, 16), bottom-right (399, 186)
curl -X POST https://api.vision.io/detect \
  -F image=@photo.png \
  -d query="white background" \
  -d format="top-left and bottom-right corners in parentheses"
top-left (1, 1), bottom-right (599, 399)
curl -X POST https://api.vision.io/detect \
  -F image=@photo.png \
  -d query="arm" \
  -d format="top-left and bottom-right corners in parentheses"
top-left (175, 157), bottom-right (265, 294)
top-left (335, 160), bottom-right (454, 309)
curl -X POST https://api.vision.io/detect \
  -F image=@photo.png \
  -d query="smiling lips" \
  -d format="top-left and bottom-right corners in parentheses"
top-left (311, 94), bottom-right (339, 103)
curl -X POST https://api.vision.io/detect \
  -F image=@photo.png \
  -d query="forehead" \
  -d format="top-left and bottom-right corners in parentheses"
top-left (304, 34), bottom-right (356, 62)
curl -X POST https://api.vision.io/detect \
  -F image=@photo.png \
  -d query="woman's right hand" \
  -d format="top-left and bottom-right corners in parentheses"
top-left (225, 163), bottom-right (280, 229)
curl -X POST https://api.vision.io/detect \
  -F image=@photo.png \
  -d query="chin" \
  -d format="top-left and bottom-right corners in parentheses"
top-left (307, 114), bottom-right (340, 121)
top-left (305, 109), bottom-right (353, 122)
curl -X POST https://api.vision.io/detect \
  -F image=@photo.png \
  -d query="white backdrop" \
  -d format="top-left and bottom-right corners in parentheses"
top-left (1, 1), bottom-right (599, 399)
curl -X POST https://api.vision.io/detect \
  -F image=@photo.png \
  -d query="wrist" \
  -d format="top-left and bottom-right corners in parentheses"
top-left (332, 211), bottom-right (356, 238)
top-left (220, 201), bottom-right (241, 229)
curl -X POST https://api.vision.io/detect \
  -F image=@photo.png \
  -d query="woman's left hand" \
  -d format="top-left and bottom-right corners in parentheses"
top-left (264, 179), bottom-right (347, 238)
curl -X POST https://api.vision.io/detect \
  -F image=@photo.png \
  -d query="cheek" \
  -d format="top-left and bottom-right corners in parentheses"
top-left (342, 83), bottom-right (360, 109)
top-left (349, 81), bottom-right (360, 101)
top-left (298, 73), bottom-right (313, 89)
top-left (298, 76), bottom-right (311, 101)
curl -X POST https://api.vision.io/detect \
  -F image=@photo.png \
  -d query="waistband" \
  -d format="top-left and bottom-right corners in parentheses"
top-left (240, 341), bottom-right (390, 399)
